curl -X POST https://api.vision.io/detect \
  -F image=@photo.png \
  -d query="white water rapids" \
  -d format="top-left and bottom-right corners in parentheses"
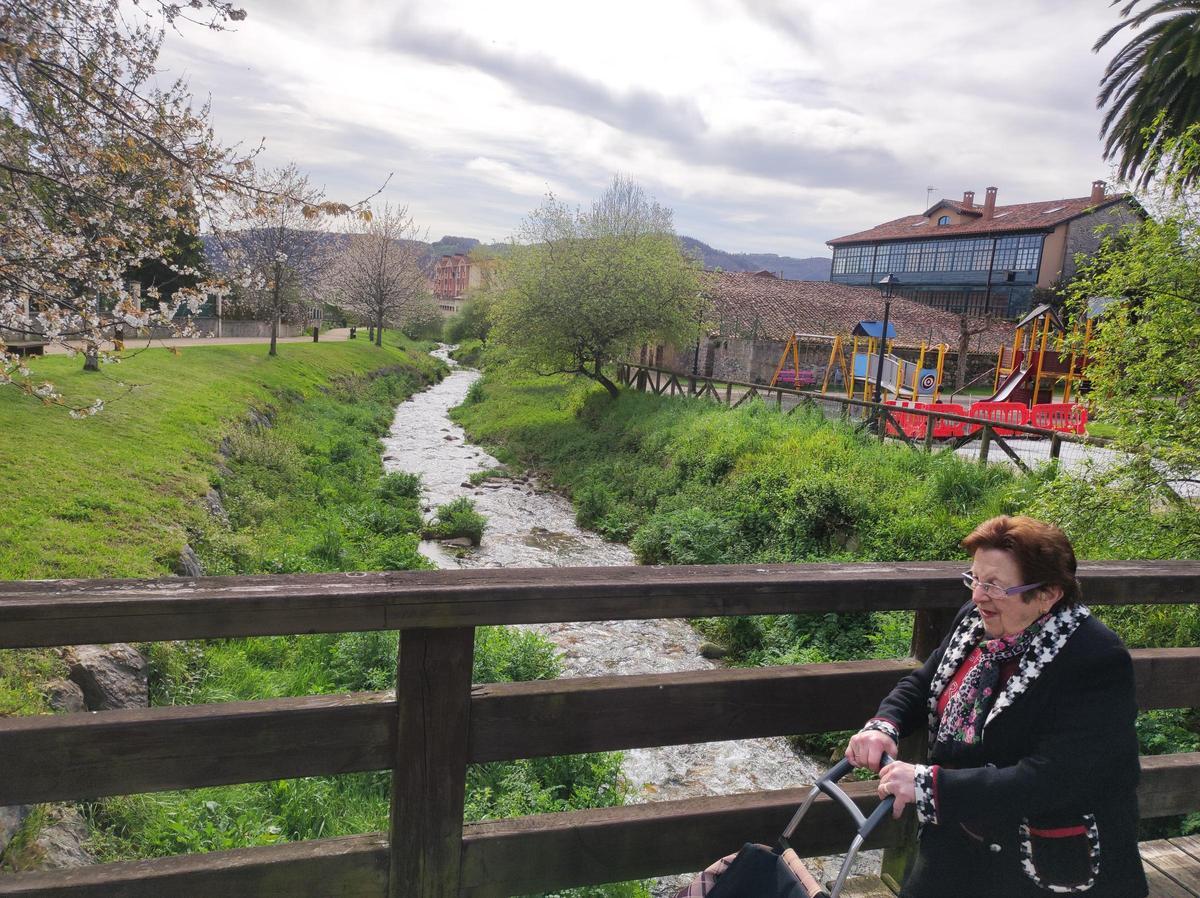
top-left (380, 348), bottom-right (878, 894)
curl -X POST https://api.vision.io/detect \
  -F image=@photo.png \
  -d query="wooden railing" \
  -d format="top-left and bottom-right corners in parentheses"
top-left (616, 362), bottom-right (1110, 473)
top-left (2, 562), bottom-right (1199, 897)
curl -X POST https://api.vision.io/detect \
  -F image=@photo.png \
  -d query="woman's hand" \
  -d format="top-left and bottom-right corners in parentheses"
top-left (878, 761), bottom-right (916, 819)
top-left (845, 729), bottom-right (897, 772)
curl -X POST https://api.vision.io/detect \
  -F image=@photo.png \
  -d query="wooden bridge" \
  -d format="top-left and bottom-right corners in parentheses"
top-left (1, 561), bottom-right (1198, 896)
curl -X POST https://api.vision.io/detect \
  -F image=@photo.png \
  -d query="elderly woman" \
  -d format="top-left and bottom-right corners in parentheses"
top-left (846, 515), bottom-right (1146, 897)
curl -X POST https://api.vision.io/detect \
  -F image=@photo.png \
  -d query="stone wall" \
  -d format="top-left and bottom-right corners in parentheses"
top-left (1061, 202), bottom-right (1141, 284)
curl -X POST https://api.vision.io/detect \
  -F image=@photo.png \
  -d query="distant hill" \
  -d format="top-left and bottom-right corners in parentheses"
top-left (428, 235), bottom-right (481, 258)
top-left (679, 236), bottom-right (831, 281)
top-left (204, 232), bottom-right (831, 281)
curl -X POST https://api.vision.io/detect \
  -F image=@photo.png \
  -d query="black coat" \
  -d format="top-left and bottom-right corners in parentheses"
top-left (873, 601), bottom-right (1147, 898)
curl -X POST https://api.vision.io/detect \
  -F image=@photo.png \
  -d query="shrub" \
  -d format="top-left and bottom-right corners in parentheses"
top-left (376, 471), bottom-right (422, 502)
top-left (474, 626), bottom-right (560, 683)
top-left (629, 506), bottom-right (731, 565)
top-left (463, 378), bottom-right (485, 405)
top-left (424, 497), bottom-right (487, 546)
top-left (367, 533), bottom-right (428, 571)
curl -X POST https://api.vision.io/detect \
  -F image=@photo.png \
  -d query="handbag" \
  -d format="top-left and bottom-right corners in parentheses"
top-left (675, 754), bottom-right (895, 898)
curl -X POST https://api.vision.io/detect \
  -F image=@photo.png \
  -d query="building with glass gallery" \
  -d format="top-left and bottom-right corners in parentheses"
top-left (827, 181), bottom-right (1138, 318)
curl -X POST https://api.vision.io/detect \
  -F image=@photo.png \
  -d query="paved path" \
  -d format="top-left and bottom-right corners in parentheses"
top-left (42, 327), bottom-right (354, 354)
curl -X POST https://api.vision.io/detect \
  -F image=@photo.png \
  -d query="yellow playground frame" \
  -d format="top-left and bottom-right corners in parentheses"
top-left (992, 305), bottom-right (1095, 406)
top-left (806, 332), bottom-right (947, 402)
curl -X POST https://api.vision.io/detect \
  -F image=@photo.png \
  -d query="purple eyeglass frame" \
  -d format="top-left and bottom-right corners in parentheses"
top-left (961, 570), bottom-right (1044, 598)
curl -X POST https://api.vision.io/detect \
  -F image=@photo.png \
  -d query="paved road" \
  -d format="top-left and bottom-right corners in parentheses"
top-left (42, 327), bottom-right (355, 354)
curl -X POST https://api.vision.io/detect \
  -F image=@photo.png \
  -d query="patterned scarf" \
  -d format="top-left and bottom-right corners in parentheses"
top-left (935, 611), bottom-right (1050, 745)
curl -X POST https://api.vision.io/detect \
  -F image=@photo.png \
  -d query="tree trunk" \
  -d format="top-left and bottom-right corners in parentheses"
top-left (375, 308), bottom-right (383, 347)
top-left (83, 345), bottom-right (100, 372)
top-left (590, 358), bottom-right (620, 399)
top-left (269, 261), bottom-right (281, 357)
top-left (955, 316), bottom-right (970, 391)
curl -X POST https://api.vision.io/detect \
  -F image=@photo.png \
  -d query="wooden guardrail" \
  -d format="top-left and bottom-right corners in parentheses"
top-left (616, 362), bottom-right (1110, 472)
top-left (1, 561), bottom-right (1199, 897)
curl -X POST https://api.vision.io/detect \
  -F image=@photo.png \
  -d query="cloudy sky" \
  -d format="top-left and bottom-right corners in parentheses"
top-left (159, 0), bottom-right (1126, 258)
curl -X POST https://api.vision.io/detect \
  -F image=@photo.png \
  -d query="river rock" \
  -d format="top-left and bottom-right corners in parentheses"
top-left (204, 490), bottom-right (229, 527)
top-left (439, 537), bottom-right (474, 548)
top-left (33, 806), bottom-right (94, 869)
top-left (175, 543), bottom-right (204, 577)
top-left (0, 804), bottom-right (30, 858)
top-left (44, 679), bottom-right (86, 714)
top-left (698, 641), bottom-right (728, 659)
top-left (443, 434), bottom-right (455, 441)
top-left (246, 408), bottom-right (272, 430)
top-left (66, 644), bottom-right (148, 710)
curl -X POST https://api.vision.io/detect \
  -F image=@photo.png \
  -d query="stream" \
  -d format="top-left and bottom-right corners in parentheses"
top-left (380, 347), bottom-right (874, 894)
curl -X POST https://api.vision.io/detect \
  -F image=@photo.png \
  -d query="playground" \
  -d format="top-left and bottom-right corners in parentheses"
top-left (769, 304), bottom-right (1094, 440)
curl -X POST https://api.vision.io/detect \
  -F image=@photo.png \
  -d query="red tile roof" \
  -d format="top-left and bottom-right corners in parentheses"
top-left (828, 194), bottom-right (1132, 246)
top-left (701, 271), bottom-right (1012, 352)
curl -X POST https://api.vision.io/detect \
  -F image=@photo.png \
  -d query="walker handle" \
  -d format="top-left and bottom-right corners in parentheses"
top-left (780, 753), bottom-right (898, 898)
top-left (781, 752), bottom-right (895, 842)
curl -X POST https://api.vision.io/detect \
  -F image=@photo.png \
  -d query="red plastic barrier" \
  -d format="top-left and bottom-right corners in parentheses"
top-left (923, 403), bottom-right (967, 438)
top-left (968, 401), bottom-right (1029, 437)
top-left (884, 400), bottom-right (927, 438)
top-left (1029, 403), bottom-right (1088, 435)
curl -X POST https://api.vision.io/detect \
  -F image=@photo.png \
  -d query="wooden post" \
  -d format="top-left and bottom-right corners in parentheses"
top-left (978, 424), bottom-right (992, 464)
top-left (389, 627), bottom-right (475, 898)
top-left (725, 382), bottom-right (733, 405)
top-left (923, 414), bottom-right (936, 454)
top-left (1049, 433), bottom-right (1062, 460)
top-left (880, 606), bottom-right (958, 892)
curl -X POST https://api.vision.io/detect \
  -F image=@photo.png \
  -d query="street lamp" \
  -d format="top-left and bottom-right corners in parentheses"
top-left (872, 275), bottom-right (898, 406)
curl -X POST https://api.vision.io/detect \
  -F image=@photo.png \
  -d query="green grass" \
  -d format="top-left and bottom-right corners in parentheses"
top-left (0, 335), bottom-right (442, 581)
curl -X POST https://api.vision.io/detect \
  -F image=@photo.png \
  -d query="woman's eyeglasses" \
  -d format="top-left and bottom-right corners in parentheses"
top-left (961, 571), bottom-right (1044, 600)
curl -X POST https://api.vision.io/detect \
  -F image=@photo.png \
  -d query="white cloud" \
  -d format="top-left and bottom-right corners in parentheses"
top-left (157, 0), bottom-right (1125, 256)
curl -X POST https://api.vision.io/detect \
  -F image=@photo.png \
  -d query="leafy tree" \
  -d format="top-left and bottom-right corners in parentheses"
top-left (325, 203), bottom-right (433, 347)
top-left (492, 176), bottom-right (703, 399)
top-left (443, 295), bottom-right (493, 344)
top-left (1095, 0), bottom-right (1200, 187)
top-left (0, 0), bottom-right (255, 408)
top-left (0, 1), bottom-right (375, 407)
top-left (1068, 137), bottom-right (1200, 484)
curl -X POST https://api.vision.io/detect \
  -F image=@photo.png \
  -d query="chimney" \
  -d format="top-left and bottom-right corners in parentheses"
top-left (983, 186), bottom-right (998, 220)
top-left (1090, 179), bottom-right (1106, 203)
top-left (962, 190), bottom-right (975, 209)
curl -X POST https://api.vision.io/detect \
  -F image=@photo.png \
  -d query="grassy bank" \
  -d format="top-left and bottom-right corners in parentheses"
top-left (0, 336), bottom-right (443, 717)
top-left (0, 336), bottom-right (442, 581)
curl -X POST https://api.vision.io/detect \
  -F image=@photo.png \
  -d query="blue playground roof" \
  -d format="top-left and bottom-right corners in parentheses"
top-left (852, 320), bottom-right (897, 339)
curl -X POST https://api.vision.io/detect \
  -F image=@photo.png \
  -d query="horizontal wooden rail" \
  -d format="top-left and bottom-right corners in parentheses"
top-left (3, 561), bottom-right (1199, 648)
top-left (4, 755), bottom-right (1195, 898)
top-left (5, 650), bottom-right (1198, 806)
